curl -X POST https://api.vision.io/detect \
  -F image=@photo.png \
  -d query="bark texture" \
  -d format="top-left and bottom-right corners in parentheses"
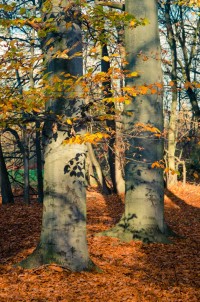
top-left (165, 0), bottom-right (178, 186)
top-left (19, 0), bottom-right (96, 271)
top-left (99, 0), bottom-right (170, 243)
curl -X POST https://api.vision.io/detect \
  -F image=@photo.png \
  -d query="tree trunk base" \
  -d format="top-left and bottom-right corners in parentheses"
top-left (16, 247), bottom-right (100, 272)
top-left (96, 224), bottom-right (172, 244)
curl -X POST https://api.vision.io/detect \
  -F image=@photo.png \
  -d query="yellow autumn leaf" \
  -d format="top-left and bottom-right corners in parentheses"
top-left (66, 119), bottom-right (72, 125)
top-left (169, 81), bottom-right (174, 86)
top-left (184, 81), bottom-right (193, 89)
top-left (143, 17), bottom-right (149, 25)
top-left (193, 172), bottom-right (199, 179)
top-left (111, 53), bottom-right (119, 57)
top-left (130, 72), bottom-right (138, 77)
top-left (90, 47), bottom-right (97, 53)
top-left (96, 133), bottom-right (103, 138)
top-left (151, 88), bottom-right (157, 94)
top-left (102, 56), bottom-right (110, 62)
top-left (33, 108), bottom-right (41, 113)
top-left (130, 20), bottom-right (136, 26)
top-left (151, 161), bottom-right (159, 168)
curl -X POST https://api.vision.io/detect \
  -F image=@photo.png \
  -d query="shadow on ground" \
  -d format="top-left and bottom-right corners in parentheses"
top-left (0, 185), bottom-right (199, 301)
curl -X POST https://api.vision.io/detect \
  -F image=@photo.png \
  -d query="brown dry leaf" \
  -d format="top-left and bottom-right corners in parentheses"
top-left (48, 265), bottom-right (64, 272)
top-left (0, 184), bottom-right (200, 301)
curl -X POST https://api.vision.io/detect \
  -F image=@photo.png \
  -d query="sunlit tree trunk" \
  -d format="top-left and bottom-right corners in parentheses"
top-left (99, 0), bottom-right (170, 243)
top-left (87, 143), bottom-right (111, 194)
top-left (165, 0), bottom-right (178, 186)
top-left (19, 0), bottom-right (96, 271)
top-left (115, 120), bottom-right (125, 194)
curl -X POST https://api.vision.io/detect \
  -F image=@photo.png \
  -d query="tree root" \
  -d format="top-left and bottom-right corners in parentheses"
top-left (96, 224), bottom-right (172, 244)
top-left (15, 247), bottom-right (100, 272)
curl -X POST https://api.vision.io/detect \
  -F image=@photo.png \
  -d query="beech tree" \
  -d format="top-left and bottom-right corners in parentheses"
top-left (100, 0), bottom-right (171, 243)
top-left (19, 0), bottom-right (96, 271)
top-left (163, 0), bottom-right (179, 186)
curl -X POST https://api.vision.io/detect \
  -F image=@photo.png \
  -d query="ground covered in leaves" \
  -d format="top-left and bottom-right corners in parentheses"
top-left (0, 184), bottom-right (199, 301)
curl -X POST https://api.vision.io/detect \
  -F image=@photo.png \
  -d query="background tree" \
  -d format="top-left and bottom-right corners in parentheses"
top-left (159, 0), bottom-right (200, 184)
top-left (0, 138), bottom-right (14, 204)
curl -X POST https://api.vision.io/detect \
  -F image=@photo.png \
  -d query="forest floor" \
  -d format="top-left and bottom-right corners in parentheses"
top-left (0, 183), bottom-right (199, 302)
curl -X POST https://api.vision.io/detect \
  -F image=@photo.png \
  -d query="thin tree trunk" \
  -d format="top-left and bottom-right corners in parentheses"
top-left (115, 121), bottom-right (125, 194)
top-left (35, 121), bottom-right (44, 203)
top-left (87, 143), bottom-right (111, 194)
top-left (23, 128), bottom-right (30, 204)
top-left (16, 69), bottom-right (30, 203)
top-left (86, 153), bottom-right (98, 187)
top-left (0, 139), bottom-right (14, 204)
top-left (101, 42), bottom-right (117, 193)
top-left (95, 0), bottom-right (117, 192)
top-left (165, 0), bottom-right (178, 186)
top-left (178, 8), bottom-right (200, 120)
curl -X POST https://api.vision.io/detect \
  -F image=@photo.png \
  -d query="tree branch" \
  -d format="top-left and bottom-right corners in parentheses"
top-left (95, 1), bottom-right (125, 11)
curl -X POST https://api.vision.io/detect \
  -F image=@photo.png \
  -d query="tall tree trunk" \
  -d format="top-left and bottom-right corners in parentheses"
top-left (35, 121), bottom-right (44, 203)
top-left (19, 0), bottom-right (96, 271)
top-left (0, 139), bottom-right (14, 204)
top-left (165, 0), bottom-right (178, 186)
top-left (101, 43), bottom-right (117, 193)
top-left (15, 69), bottom-right (30, 203)
top-left (23, 128), bottom-right (30, 204)
top-left (95, 0), bottom-right (117, 193)
top-left (99, 0), bottom-right (170, 243)
top-left (115, 120), bottom-right (125, 194)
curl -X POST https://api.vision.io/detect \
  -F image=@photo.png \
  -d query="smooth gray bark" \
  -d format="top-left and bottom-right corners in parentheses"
top-left (19, 0), bottom-right (96, 271)
top-left (165, 0), bottom-right (178, 186)
top-left (99, 0), bottom-right (170, 243)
